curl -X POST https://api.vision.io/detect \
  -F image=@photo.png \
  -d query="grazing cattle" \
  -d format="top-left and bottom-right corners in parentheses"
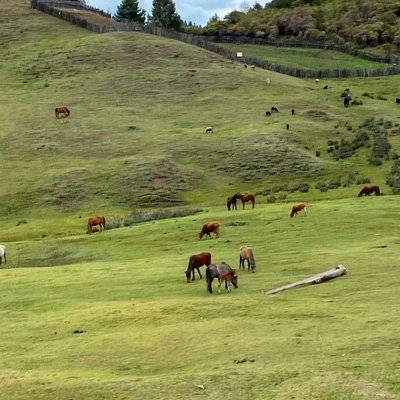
top-left (55, 106), bottom-right (70, 119)
top-left (344, 96), bottom-right (351, 108)
top-left (358, 185), bottom-right (381, 197)
top-left (0, 245), bottom-right (6, 266)
top-left (323, 85), bottom-right (329, 90)
top-left (233, 193), bottom-right (255, 209)
top-left (396, 98), bottom-right (400, 104)
top-left (291, 109), bottom-right (295, 116)
top-left (185, 252), bottom-right (212, 282)
top-left (286, 123), bottom-right (290, 130)
top-left (239, 246), bottom-right (256, 272)
top-left (290, 203), bottom-right (307, 218)
top-left (271, 106), bottom-right (279, 113)
top-left (227, 196), bottom-right (237, 211)
top-left (206, 262), bottom-right (238, 293)
top-left (265, 111), bottom-right (272, 117)
top-left (205, 126), bottom-right (213, 134)
top-left (86, 216), bottom-right (106, 234)
top-left (199, 221), bottom-right (220, 240)
top-left (266, 78), bottom-right (271, 85)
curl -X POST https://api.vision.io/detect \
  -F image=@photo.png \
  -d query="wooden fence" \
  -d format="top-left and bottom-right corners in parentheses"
top-left (32, 0), bottom-right (400, 78)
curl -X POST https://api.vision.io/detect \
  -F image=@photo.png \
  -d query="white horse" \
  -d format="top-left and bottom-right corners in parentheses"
top-left (0, 245), bottom-right (6, 265)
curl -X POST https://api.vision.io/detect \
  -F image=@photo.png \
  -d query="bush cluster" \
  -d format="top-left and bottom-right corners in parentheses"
top-left (107, 208), bottom-right (203, 230)
top-left (387, 159), bottom-right (400, 194)
top-left (315, 172), bottom-right (370, 192)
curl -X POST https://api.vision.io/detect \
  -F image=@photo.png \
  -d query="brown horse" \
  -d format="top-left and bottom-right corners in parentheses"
top-left (87, 216), bottom-right (106, 234)
top-left (55, 106), bottom-right (70, 119)
top-left (239, 246), bottom-right (256, 272)
top-left (358, 185), bottom-right (381, 197)
top-left (185, 252), bottom-right (212, 282)
top-left (227, 196), bottom-right (237, 211)
top-left (290, 203), bottom-right (306, 218)
top-left (199, 221), bottom-right (220, 240)
top-left (233, 193), bottom-right (255, 209)
top-left (206, 262), bottom-right (238, 294)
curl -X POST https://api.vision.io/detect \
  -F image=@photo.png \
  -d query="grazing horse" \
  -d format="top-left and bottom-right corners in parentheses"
top-left (358, 185), bottom-right (381, 197)
top-left (265, 111), bottom-right (272, 117)
top-left (344, 96), bottom-right (351, 108)
top-left (55, 106), bottom-right (70, 119)
top-left (233, 193), bottom-right (255, 209)
top-left (227, 196), bottom-right (237, 211)
top-left (199, 221), bottom-right (220, 240)
top-left (87, 216), bottom-right (106, 234)
top-left (205, 126), bottom-right (213, 134)
top-left (290, 203), bottom-right (307, 218)
top-left (0, 245), bottom-right (6, 266)
top-left (291, 109), bottom-right (295, 116)
top-left (396, 98), bottom-right (400, 104)
top-left (271, 107), bottom-right (279, 113)
top-left (185, 252), bottom-right (211, 282)
top-left (239, 246), bottom-right (256, 272)
top-left (206, 262), bottom-right (238, 294)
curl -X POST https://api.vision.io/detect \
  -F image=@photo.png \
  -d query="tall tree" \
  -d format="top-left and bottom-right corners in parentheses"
top-left (114, 0), bottom-right (146, 24)
top-left (150, 0), bottom-right (182, 30)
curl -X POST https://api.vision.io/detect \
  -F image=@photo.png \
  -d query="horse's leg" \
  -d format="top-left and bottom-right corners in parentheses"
top-left (242, 200), bottom-right (245, 210)
top-left (239, 256), bottom-right (243, 270)
top-left (218, 278), bottom-right (222, 293)
top-left (191, 268), bottom-right (195, 281)
top-left (247, 258), bottom-right (251, 272)
top-left (197, 267), bottom-right (202, 280)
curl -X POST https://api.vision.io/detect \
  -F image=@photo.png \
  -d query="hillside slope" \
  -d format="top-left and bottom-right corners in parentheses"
top-left (1, 0), bottom-right (400, 222)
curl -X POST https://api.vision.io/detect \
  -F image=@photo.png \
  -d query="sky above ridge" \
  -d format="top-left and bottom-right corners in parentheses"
top-left (86, 0), bottom-right (270, 26)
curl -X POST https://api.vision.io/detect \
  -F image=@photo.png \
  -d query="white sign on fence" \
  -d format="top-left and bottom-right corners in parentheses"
top-left (236, 52), bottom-right (243, 58)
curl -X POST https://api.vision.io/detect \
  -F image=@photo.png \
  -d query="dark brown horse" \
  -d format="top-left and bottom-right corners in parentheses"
top-left (206, 262), bottom-right (238, 294)
top-left (239, 246), bottom-right (256, 272)
top-left (87, 216), bottom-right (106, 234)
top-left (227, 196), bottom-right (237, 211)
top-left (199, 221), bottom-right (220, 239)
top-left (290, 203), bottom-right (306, 218)
top-left (55, 106), bottom-right (70, 119)
top-left (185, 252), bottom-right (212, 282)
top-left (358, 185), bottom-right (381, 197)
top-left (233, 193), bottom-right (255, 209)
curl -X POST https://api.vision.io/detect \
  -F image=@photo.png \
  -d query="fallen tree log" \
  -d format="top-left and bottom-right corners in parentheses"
top-left (264, 265), bottom-right (347, 295)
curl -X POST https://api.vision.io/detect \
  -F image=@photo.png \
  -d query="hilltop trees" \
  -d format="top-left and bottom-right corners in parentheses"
top-left (149, 0), bottom-right (182, 30)
top-left (114, 0), bottom-right (146, 24)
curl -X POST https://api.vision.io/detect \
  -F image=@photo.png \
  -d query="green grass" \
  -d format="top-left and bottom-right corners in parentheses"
top-left (1, 1), bottom-right (400, 399)
top-left (216, 43), bottom-right (393, 71)
top-left (1, 197), bottom-right (400, 399)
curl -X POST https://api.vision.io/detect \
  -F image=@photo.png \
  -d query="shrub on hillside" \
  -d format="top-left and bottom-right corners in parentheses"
top-left (290, 182), bottom-right (310, 193)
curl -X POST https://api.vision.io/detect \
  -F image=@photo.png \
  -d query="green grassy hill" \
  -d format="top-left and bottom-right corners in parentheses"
top-left (1, 1), bottom-right (400, 399)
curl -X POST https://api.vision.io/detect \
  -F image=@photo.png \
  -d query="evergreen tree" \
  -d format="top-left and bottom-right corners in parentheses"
top-left (150, 0), bottom-right (182, 30)
top-left (114, 0), bottom-right (146, 24)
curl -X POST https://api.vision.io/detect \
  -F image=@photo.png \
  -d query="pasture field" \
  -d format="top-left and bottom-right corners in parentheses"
top-left (1, 197), bottom-right (400, 400)
top-left (215, 43), bottom-right (393, 71)
top-left (1, 0), bottom-right (400, 218)
top-left (1, 1), bottom-right (400, 399)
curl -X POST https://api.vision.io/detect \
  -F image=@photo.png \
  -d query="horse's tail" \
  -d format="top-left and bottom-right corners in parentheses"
top-left (102, 216), bottom-right (106, 229)
top-left (290, 209), bottom-right (295, 218)
top-left (252, 195), bottom-right (256, 207)
top-left (249, 250), bottom-right (256, 269)
top-left (206, 267), bottom-right (213, 293)
top-left (86, 219), bottom-right (92, 234)
top-left (66, 108), bottom-right (70, 117)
